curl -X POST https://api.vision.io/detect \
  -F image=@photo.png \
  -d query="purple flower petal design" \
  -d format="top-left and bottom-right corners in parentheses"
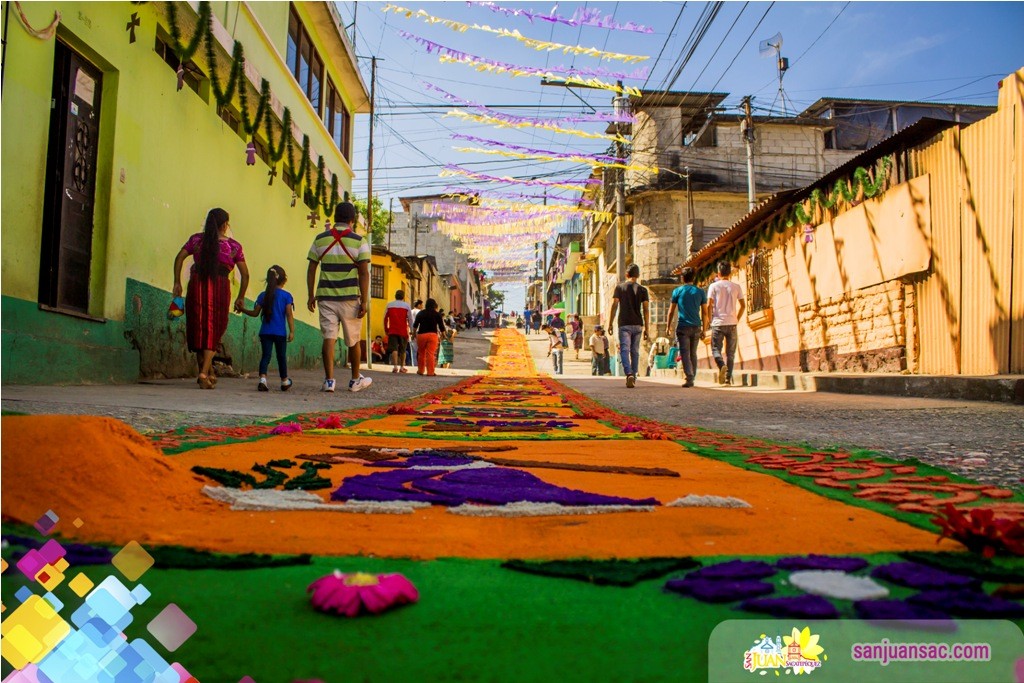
top-left (689, 560), bottom-right (777, 581)
top-left (908, 590), bottom-right (1024, 618)
top-left (416, 468), bottom-right (658, 506)
top-left (853, 600), bottom-right (956, 630)
top-left (740, 594), bottom-right (839, 619)
top-left (871, 562), bottom-right (979, 590)
top-left (776, 555), bottom-right (869, 573)
top-left (665, 577), bottom-right (775, 603)
top-left (331, 470), bottom-right (465, 505)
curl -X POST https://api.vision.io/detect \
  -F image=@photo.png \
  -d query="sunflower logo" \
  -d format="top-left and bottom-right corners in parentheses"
top-left (782, 626), bottom-right (826, 674)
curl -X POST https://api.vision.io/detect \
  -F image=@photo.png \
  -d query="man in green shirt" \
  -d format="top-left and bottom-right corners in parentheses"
top-left (306, 202), bottom-right (372, 393)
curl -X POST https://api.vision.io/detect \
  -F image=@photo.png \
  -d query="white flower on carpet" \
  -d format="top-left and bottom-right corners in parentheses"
top-left (788, 570), bottom-right (889, 600)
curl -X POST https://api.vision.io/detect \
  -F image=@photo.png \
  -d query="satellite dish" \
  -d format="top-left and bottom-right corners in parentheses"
top-left (759, 32), bottom-right (783, 56)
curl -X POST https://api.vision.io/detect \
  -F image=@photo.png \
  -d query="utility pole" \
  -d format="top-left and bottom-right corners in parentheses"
top-left (364, 55), bottom-right (377, 369)
top-left (742, 96), bottom-right (757, 211)
top-left (413, 213), bottom-right (419, 257)
top-left (613, 80), bottom-right (628, 282)
top-left (387, 197), bottom-right (394, 250)
top-left (542, 241), bottom-right (548, 309)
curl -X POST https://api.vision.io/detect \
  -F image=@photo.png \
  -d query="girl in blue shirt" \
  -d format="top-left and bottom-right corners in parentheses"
top-left (239, 265), bottom-right (295, 391)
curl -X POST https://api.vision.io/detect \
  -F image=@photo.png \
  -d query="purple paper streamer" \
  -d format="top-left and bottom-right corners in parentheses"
top-left (400, 32), bottom-right (641, 82)
top-left (426, 83), bottom-right (637, 123)
top-left (467, 1), bottom-right (655, 33)
top-left (452, 133), bottom-right (623, 165)
top-left (442, 165), bottom-right (601, 189)
top-left (443, 187), bottom-right (594, 206)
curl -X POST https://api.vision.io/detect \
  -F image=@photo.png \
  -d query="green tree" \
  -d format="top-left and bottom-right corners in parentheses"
top-left (352, 196), bottom-right (391, 246)
top-left (487, 288), bottom-right (506, 311)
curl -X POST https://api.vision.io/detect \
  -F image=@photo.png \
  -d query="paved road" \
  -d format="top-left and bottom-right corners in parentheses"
top-left (4, 328), bottom-right (1021, 489)
top-left (522, 331), bottom-right (1024, 490)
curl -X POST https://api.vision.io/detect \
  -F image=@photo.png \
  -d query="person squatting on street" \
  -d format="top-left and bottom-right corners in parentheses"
top-left (237, 265), bottom-right (295, 392)
top-left (589, 325), bottom-right (611, 376)
top-left (608, 263), bottom-right (650, 388)
top-left (306, 201), bottom-right (373, 393)
top-left (666, 266), bottom-right (709, 388)
top-left (645, 335), bottom-right (673, 377)
top-left (384, 289), bottom-right (412, 374)
top-left (707, 260), bottom-right (745, 385)
top-left (413, 298), bottom-right (446, 376)
top-left (544, 324), bottom-right (565, 375)
top-left (173, 208), bottom-right (249, 390)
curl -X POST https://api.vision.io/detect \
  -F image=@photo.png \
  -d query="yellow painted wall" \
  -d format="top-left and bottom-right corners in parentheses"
top-left (368, 252), bottom-right (411, 342)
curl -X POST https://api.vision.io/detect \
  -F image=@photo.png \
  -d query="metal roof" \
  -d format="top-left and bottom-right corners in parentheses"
top-left (800, 97), bottom-right (997, 117)
top-left (682, 117), bottom-right (959, 272)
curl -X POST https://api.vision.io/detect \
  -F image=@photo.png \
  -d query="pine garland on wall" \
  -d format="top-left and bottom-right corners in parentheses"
top-left (163, 0), bottom-right (341, 216)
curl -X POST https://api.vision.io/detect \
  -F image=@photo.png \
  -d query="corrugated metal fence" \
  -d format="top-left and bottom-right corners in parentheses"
top-left (912, 68), bottom-right (1023, 375)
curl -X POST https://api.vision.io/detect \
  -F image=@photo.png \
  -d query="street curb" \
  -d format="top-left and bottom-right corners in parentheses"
top-left (677, 368), bottom-right (1024, 404)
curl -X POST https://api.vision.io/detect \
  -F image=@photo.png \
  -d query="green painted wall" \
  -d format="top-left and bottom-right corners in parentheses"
top-left (1, 2), bottom-right (366, 384)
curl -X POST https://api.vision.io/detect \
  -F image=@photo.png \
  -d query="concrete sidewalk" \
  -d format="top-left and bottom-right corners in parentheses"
top-left (520, 328), bottom-right (1023, 403)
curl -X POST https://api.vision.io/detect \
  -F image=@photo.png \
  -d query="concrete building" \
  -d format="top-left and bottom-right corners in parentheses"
top-left (1, 1), bottom-right (369, 383)
top-left (681, 68), bottom-right (1023, 377)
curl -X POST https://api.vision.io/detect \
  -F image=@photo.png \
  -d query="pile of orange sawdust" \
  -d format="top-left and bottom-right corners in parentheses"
top-left (1, 417), bottom-right (953, 560)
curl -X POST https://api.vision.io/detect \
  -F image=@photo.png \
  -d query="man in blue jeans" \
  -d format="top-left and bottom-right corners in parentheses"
top-left (665, 267), bottom-right (708, 388)
top-left (607, 264), bottom-right (650, 388)
top-left (707, 260), bottom-right (745, 385)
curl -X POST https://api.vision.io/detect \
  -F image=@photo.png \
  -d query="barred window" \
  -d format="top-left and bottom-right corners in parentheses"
top-left (746, 249), bottom-right (772, 313)
top-left (370, 264), bottom-right (385, 300)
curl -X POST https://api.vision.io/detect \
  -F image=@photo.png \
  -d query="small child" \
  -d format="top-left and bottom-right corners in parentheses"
top-left (239, 265), bottom-right (294, 391)
top-left (589, 325), bottom-right (611, 376)
top-left (438, 328), bottom-right (456, 368)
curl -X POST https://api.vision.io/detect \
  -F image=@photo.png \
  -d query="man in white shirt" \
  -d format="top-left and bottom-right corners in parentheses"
top-left (706, 260), bottom-right (745, 385)
top-left (409, 299), bottom-right (423, 367)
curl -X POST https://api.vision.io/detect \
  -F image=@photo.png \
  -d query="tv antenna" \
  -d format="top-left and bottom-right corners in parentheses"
top-left (758, 32), bottom-right (792, 115)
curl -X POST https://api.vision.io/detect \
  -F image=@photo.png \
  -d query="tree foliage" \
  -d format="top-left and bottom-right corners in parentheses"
top-left (353, 196), bottom-right (391, 246)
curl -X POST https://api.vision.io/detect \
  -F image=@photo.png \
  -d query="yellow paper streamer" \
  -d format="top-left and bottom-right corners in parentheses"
top-left (453, 146), bottom-right (658, 174)
top-left (436, 55), bottom-right (641, 96)
top-left (438, 168), bottom-right (593, 192)
top-left (383, 5), bottom-right (648, 63)
top-left (445, 111), bottom-right (628, 144)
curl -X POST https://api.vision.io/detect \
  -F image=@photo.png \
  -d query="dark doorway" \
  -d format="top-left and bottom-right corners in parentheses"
top-left (39, 40), bottom-right (103, 314)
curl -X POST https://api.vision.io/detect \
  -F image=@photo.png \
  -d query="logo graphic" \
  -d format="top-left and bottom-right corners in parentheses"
top-left (744, 627), bottom-right (826, 674)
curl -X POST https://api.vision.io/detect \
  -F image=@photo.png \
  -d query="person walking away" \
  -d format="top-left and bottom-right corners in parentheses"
top-left (570, 314), bottom-right (584, 360)
top-left (706, 260), bottom-right (745, 385)
top-left (645, 336), bottom-right (672, 377)
top-left (544, 324), bottom-right (564, 375)
top-left (173, 208), bottom-right (249, 389)
top-left (413, 298), bottom-right (446, 376)
top-left (237, 265), bottom-right (294, 391)
top-left (523, 308), bottom-right (533, 334)
top-left (589, 325), bottom-right (611, 376)
top-left (384, 289), bottom-right (412, 374)
top-left (409, 299), bottom-right (423, 367)
top-left (607, 264), bottom-right (650, 388)
top-left (306, 202), bottom-right (372, 393)
top-left (665, 267), bottom-right (708, 388)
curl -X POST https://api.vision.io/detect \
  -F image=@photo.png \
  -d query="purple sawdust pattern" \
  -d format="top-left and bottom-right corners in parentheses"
top-left (740, 594), bottom-right (840, 619)
top-left (907, 589), bottom-right (1024, 618)
top-left (775, 555), bottom-right (869, 573)
top-left (331, 463), bottom-right (657, 507)
top-left (688, 560), bottom-right (777, 581)
top-left (664, 577), bottom-right (775, 603)
top-left (871, 562), bottom-right (979, 590)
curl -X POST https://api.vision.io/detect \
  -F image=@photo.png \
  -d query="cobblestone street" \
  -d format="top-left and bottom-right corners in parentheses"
top-left (521, 332), bottom-right (1024, 489)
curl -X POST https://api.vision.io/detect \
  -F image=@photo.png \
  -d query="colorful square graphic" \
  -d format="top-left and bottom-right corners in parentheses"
top-left (112, 541), bottom-right (155, 581)
top-left (68, 573), bottom-right (95, 598)
top-left (0, 595), bottom-right (72, 668)
top-left (33, 510), bottom-right (58, 536)
top-left (147, 604), bottom-right (197, 652)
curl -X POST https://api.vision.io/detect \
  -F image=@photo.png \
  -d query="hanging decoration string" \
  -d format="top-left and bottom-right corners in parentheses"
top-left (440, 166), bottom-right (600, 191)
top-left (13, 2), bottom-right (61, 40)
top-left (467, 1), bottom-right (655, 33)
top-left (442, 188), bottom-right (595, 206)
top-left (384, 6), bottom-right (648, 63)
top-left (425, 84), bottom-right (635, 124)
top-left (445, 111), bottom-right (628, 144)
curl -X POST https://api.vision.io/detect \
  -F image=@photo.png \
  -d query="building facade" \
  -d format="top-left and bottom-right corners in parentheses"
top-left (1, 1), bottom-right (369, 383)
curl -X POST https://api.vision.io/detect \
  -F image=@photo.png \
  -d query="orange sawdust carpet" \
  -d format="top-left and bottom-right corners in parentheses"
top-left (1, 330), bottom-right (958, 560)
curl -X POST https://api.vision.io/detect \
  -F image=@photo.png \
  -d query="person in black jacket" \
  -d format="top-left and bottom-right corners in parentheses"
top-left (412, 298), bottom-right (446, 376)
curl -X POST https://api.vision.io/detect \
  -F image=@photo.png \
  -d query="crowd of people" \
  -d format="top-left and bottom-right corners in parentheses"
top-left (174, 204), bottom-right (744, 393)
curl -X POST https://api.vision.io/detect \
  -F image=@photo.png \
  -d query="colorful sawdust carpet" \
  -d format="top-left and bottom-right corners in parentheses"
top-left (2, 330), bottom-right (1022, 681)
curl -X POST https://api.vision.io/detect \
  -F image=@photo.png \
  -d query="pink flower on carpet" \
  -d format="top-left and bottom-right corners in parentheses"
top-left (315, 415), bottom-right (343, 429)
top-left (308, 571), bottom-right (419, 617)
top-left (269, 422), bottom-right (303, 435)
top-left (621, 424), bottom-right (643, 433)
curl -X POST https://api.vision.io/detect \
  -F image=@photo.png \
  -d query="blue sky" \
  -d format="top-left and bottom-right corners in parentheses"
top-left (337, 1), bottom-right (1024, 309)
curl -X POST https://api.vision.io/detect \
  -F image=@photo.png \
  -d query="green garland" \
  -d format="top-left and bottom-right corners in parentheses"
top-left (694, 156), bottom-right (895, 281)
top-left (163, 0), bottom-right (343, 217)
